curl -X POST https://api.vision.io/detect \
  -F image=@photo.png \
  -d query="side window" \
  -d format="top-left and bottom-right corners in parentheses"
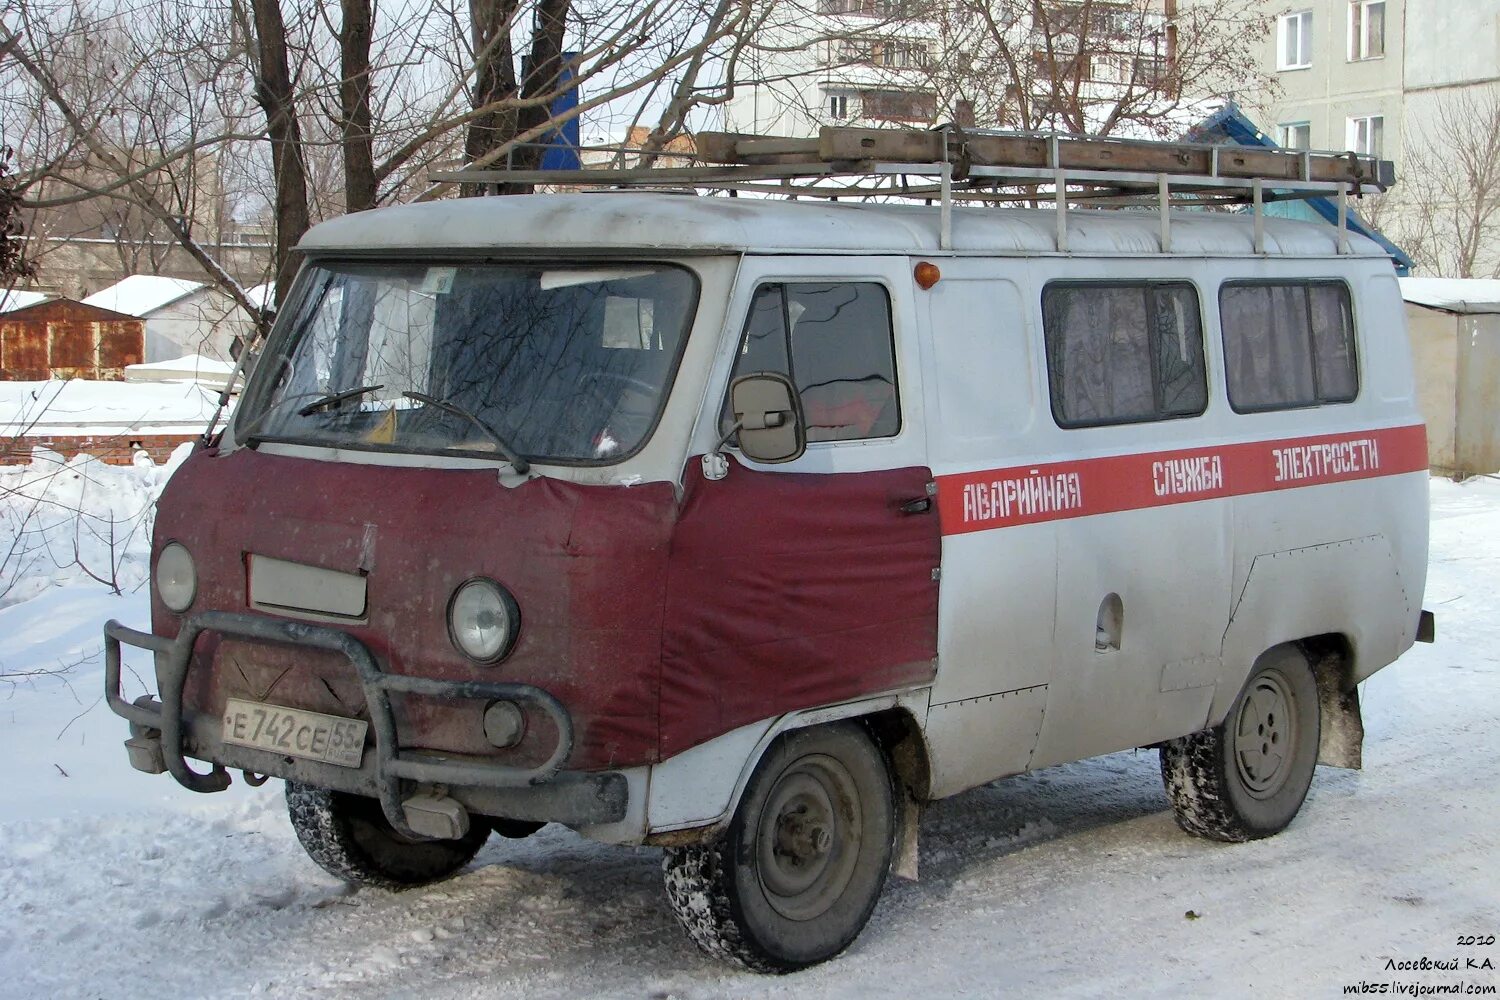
top-left (1220, 281), bottom-right (1358, 411)
top-left (1041, 282), bottom-right (1207, 428)
top-left (722, 282), bottom-right (900, 443)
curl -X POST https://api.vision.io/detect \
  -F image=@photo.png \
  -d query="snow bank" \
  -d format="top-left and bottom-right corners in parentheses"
top-left (0, 444), bottom-right (191, 609)
top-left (0, 378), bottom-right (223, 434)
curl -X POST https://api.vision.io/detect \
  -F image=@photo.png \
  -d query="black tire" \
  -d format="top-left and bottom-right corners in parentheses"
top-left (662, 721), bottom-right (895, 973)
top-left (285, 782), bottom-right (489, 890)
top-left (1160, 645), bottom-right (1321, 842)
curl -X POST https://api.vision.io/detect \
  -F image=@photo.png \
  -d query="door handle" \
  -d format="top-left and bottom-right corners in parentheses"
top-left (900, 497), bottom-right (932, 515)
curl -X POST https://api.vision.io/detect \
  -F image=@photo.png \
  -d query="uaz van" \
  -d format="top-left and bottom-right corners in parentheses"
top-left (105, 133), bottom-right (1432, 972)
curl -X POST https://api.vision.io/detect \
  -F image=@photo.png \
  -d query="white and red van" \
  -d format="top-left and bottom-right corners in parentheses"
top-left (105, 183), bottom-right (1432, 971)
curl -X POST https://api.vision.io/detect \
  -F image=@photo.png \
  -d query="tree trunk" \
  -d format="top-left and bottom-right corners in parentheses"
top-left (249, 0), bottom-right (312, 306)
top-left (463, 0), bottom-right (521, 197)
top-left (514, 0), bottom-right (570, 168)
top-left (339, 0), bottom-right (377, 213)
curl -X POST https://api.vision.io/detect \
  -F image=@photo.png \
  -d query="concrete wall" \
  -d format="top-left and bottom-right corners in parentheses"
top-left (1405, 302), bottom-right (1458, 472)
top-left (1456, 313), bottom-right (1500, 476)
top-left (1403, 0), bottom-right (1500, 91)
top-left (1405, 302), bottom-right (1500, 476)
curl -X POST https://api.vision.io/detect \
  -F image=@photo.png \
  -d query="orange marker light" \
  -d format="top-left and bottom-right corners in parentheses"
top-left (914, 261), bottom-right (941, 289)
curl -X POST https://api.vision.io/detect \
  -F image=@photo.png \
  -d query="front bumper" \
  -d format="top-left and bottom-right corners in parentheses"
top-left (104, 611), bottom-right (626, 838)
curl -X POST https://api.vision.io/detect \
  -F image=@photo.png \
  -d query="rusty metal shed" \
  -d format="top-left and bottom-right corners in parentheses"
top-left (0, 298), bottom-right (145, 380)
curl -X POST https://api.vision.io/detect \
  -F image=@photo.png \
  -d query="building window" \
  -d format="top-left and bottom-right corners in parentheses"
top-left (836, 38), bottom-right (929, 69)
top-left (827, 92), bottom-right (852, 119)
top-left (1219, 282), bottom-right (1358, 412)
top-left (722, 283), bottom-right (900, 443)
top-left (1278, 10), bottom-right (1313, 70)
top-left (1041, 2), bottom-right (1139, 39)
top-left (1042, 282), bottom-right (1208, 428)
top-left (1278, 122), bottom-right (1312, 149)
top-left (819, 0), bottom-right (920, 17)
top-left (1348, 0), bottom-right (1385, 60)
top-left (860, 89), bottom-right (937, 122)
top-left (1347, 114), bottom-right (1384, 156)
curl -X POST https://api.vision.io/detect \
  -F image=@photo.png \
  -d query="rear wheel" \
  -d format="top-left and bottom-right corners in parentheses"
top-left (1160, 645), bottom-right (1321, 842)
top-left (662, 722), bottom-right (894, 972)
top-left (285, 782), bottom-right (489, 890)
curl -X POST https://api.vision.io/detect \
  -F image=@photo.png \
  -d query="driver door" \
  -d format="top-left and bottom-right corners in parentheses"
top-left (656, 257), bottom-right (940, 759)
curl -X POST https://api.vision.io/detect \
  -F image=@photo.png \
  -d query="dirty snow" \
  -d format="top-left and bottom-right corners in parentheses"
top-left (0, 470), bottom-right (1496, 999)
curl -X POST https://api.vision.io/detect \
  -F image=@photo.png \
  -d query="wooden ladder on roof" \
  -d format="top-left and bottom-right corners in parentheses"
top-left (431, 124), bottom-right (1396, 254)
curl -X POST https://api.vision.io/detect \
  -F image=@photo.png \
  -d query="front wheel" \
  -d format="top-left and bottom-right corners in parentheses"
top-left (1160, 645), bottom-right (1321, 842)
top-left (285, 783), bottom-right (490, 890)
top-left (662, 722), bottom-right (895, 973)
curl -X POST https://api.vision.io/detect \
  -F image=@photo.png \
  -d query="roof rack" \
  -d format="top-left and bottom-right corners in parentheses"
top-left (431, 125), bottom-right (1396, 254)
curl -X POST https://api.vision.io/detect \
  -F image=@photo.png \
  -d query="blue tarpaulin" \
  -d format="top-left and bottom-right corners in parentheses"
top-left (1186, 103), bottom-right (1414, 275)
top-left (525, 53), bottom-right (581, 171)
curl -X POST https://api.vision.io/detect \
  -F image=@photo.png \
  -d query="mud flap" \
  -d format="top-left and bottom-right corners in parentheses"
top-left (1313, 656), bottom-right (1365, 770)
top-left (891, 790), bottom-right (921, 881)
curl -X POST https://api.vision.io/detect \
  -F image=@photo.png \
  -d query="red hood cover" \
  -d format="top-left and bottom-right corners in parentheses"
top-left (154, 447), bottom-right (938, 770)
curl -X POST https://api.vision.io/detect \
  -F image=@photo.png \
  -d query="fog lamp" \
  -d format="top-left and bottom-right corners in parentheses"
top-left (482, 701), bottom-right (527, 749)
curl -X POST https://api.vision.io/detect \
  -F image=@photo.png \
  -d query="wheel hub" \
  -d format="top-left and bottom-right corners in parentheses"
top-left (1233, 671), bottom-right (1298, 798)
top-left (754, 755), bottom-right (863, 921)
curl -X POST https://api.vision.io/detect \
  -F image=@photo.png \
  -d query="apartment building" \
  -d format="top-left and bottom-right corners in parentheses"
top-left (1239, 1), bottom-right (1403, 157)
top-left (721, 1), bottom-right (943, 136)
top-left (1237, 0), bottom-right (1500, 275)
top-left (721, 1), bottom-right (1174, 137)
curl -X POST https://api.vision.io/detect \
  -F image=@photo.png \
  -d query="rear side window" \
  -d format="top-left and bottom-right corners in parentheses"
top-left (1042, 282), bottom-right (1208, 428)
top-left (1219, 281), bottom-right (1358, 411)
top-left (722, 282), bottom-right (900, 442)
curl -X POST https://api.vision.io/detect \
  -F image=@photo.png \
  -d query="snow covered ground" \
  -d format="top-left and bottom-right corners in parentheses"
top-left (0, 468), bottom-right (1496, 999)
top-left (1, 379), bottom-right (223, 435)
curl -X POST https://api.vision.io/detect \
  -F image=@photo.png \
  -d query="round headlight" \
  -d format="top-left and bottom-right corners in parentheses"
top-left (156, 542), bottom-right (197, 613)
top-left (448, 579), bottom-right (518, 663)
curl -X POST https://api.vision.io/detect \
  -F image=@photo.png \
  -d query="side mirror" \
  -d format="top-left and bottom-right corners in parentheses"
top-left (730, 372), bottom-right (806, 464)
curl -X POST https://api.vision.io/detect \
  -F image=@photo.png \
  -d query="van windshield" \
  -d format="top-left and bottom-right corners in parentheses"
top-left (237, 262), bottom-right (698, 464)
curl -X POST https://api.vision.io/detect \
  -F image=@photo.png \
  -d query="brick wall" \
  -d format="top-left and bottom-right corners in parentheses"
top-left (1, 432), bottom-right (198, 466)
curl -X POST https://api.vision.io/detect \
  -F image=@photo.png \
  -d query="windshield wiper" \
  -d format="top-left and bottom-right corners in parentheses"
top-left (296, 383), bottom-right (384, 416)
top-left (402, 391), bottom-right (530, 474)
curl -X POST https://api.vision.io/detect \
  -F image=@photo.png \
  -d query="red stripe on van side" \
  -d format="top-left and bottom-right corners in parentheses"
top-left (936, 423), bottom-right (1428, 536)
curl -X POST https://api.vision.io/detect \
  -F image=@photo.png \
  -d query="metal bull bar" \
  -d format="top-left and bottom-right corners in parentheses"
top-left (103, 611), bottom-right (576, 840)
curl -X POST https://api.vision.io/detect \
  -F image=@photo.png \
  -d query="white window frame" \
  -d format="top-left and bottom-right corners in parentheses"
top-left (1278, 10), bottom-right (1313, 70)
top-left (1348, 0), bottom-right (1386, 61)
top-left (1277, 121), bottom-right (1312, 150)
top-left (1346, 114), bottom-right (1384, 157)
top-left (827, 91), bottom-right (852, 120)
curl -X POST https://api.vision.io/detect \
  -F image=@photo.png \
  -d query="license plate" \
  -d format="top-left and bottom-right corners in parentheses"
top-left (221, 698), bottom-right (368, 768)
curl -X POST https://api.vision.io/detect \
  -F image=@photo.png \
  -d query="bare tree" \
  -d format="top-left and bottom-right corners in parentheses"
top-left (1395, 87), bottom-right (1500, 279)
top-left (1, 146), bottom-right (38, 283)
top-left (713, 0), bottom-right (1273, 140)
top-left (3, 0), bottom-right (765, 326)
top-left (932, 0), bottom-right (1277, 136)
